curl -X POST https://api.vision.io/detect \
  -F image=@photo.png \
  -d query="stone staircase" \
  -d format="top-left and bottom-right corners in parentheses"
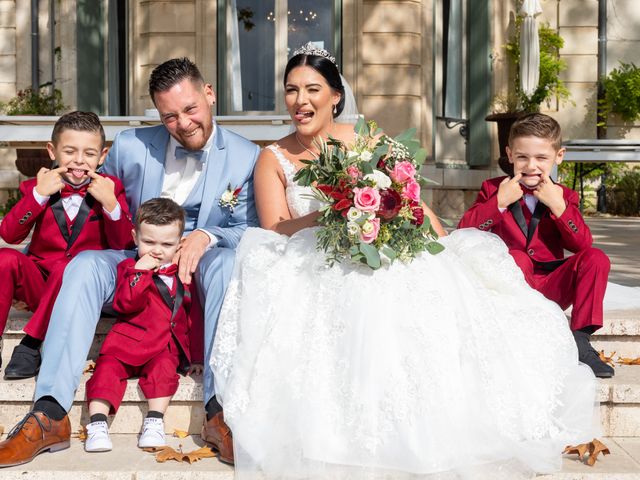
top-left (1, 308), bottom-right (640, 478)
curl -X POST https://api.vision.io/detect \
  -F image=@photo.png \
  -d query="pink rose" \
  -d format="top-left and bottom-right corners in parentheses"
top-left (390, 161), bottom-right (417, 184)
top-left (353, 187), bottom-right (381, 212)
top-left (402, 180), bottom-right (421, 203)
top-left (346, 165), bottom-right (361, 180)
top-left (360, 217), bottom-right (380, 244)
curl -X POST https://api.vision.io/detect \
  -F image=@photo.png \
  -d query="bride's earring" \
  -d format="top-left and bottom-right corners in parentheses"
top-left (333, 104), bottom-right (337, 115)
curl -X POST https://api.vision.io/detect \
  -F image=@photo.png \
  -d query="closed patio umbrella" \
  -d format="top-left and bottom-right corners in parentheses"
top-left (519, 0), bottom-right (543, 97)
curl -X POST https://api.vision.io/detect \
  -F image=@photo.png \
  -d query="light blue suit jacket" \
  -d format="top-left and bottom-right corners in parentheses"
top-left (102, 123), bottom-right (260, 249)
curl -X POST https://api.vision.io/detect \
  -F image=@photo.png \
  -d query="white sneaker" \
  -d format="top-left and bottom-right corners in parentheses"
top-left (138, 417), bottom-right (166, 448)
top-left (85, 421), bottom-right (112, 452)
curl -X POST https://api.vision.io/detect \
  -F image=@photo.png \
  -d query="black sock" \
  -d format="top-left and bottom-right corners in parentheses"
top-left (146, 410), bottom-right (164, 419)
top-left (578, 326), bottom-right (597, 335)
top-left (33, 396), bottom-right (67, 421)
top-left (90, 413), bottom-right (108, 423)
top-left (20, 334), bottom-right (42, 350)
top-left (205, 396), bottom-right (223, 421)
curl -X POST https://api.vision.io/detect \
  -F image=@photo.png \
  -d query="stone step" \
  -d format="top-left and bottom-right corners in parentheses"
top-left (593, 310), bottom-right (640, 358)
top-left (0, 434), bottom-right (637, 479)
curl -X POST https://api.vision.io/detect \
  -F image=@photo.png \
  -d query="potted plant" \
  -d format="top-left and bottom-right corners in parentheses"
top-left (598, 61), bottom-right (640, 129)
top-left (487, 17), bottom-right (570, 174)
top-left (0, 83), bottom-right (66, 176)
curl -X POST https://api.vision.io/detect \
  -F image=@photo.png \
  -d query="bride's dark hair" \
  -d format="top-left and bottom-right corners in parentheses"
top-left (284, 54), bottom-right (345, 118)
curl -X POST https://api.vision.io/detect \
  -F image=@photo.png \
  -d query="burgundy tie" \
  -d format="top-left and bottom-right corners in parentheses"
top-left (157, 264), bottom-right (178, 276)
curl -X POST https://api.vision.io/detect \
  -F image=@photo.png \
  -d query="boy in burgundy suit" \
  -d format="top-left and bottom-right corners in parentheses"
top-left (0, 111), bottom-right (134, 378)
top-left (458, 113), bottom-right (612, 378)
top-left (84, 198), bottom-right (202, 452)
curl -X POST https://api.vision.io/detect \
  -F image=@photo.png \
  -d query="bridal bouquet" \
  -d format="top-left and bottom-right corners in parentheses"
top-left (294, 118), bottom-right (444, 270)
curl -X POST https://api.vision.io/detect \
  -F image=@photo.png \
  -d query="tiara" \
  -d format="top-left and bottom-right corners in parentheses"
top-left (292, 42), bottom-right (336, 65)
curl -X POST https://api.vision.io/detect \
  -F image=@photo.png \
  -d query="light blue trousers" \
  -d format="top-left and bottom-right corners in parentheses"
top-left (34, 247), bottom-right (236, 411)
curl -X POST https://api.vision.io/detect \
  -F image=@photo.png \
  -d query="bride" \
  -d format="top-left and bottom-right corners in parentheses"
top-left (210, 44), bottom-right (599, 479)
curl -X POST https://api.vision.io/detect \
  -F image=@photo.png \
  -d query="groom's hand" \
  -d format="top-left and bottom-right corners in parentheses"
top-left (175, 230), bottom-right (210, 285)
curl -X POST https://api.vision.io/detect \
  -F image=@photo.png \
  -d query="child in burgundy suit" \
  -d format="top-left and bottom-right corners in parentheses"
top-left (458, 113), bottom-right (612, 378)
top-left (84, 198), bottom-right (203, 452)
top-left (0, 111), bottom-right (134, 378)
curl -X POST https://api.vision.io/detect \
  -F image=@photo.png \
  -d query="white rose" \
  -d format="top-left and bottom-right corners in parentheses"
top-left (347, 222), bottom-right (360, 236)
top-left (221, 191), bottom-right (235, 203)
top-left (347, 207), bottom-right (363, 222)
top-left (359, 151), bottom-right (373, 162)
top-left (361, 221), bottom-right (375, 235)
top-left (364, 170), bottom-right (392, 189)
top-left (346, 150), bottom-right (359, 159)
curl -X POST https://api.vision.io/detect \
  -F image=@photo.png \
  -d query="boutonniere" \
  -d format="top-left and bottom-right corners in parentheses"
top-left (219, 184), bottom-right (242, 211)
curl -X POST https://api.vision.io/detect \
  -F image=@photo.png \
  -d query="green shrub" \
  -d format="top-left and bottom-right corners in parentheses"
top-left (599, 62), bottom-right (640, 127)
top-left (604, 167), bottom-right (640, 216)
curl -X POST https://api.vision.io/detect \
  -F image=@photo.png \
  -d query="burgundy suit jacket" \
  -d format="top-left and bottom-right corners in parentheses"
top-left (0, 175), bottom-right (134, 276)
top-left (100, 258), bottom-right (192, 367)
top-left (458, 176), bottom-right (592, 267)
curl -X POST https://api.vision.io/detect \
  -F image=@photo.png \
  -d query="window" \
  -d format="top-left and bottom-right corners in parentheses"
top-left (217, 0), bottom-right (341, 114)
top-left (76, 0), bottom-right (128, 115)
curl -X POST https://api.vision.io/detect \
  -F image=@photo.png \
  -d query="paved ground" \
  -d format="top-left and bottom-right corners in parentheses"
top-left (588, 216), bottom-right (640, 287)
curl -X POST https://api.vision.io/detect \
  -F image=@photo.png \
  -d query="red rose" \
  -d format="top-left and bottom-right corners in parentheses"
top-left (378, 188), bottom-right (402, 220)
top-left (377, 156), bottom-right (387, 169)
top-left (411, 206), bottom-right (425, 226)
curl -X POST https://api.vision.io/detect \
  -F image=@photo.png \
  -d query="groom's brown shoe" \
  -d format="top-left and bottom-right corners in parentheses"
top-left (0, 411), bottom-right (71, 467)
top-left (201, 411), bottom-right (234, 465)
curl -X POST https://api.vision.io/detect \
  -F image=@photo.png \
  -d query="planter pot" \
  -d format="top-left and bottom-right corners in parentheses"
top-left (485, 112), bottom-right (527, 176)
top-left (15, 149), bottom-right (54, 177)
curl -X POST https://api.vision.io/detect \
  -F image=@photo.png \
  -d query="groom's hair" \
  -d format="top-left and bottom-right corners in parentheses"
top-left (52, 111), bottom-right (105, 148)
top-left (136, 198), bottom-right (186, 235)
top-left (149, 57), bottom-right (204, 103)
top-left (508, 113), bottom-right (563, 151)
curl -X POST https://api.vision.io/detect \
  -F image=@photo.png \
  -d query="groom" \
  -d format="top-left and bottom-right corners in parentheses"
top-left (0, 58), bottom-right (258, 466)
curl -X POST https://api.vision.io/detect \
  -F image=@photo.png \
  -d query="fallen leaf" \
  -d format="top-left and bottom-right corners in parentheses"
top-left (83, 360), bottom-right (96, 374)
top-left (0, 425), bottom-right (4, 435)
top-left (587, 438), bottom-right (610, 466)
top-left (11, 300), bottom-right (29, 311)
top-left (71, 425), bottom-right (88, 441)
top-left (183, 446), bottom-right (216, 464)
top-left (563, 443), bottom-right (589, 459)
top-left (599, 351), bottom-right (615, 367)
top-left (617, 356), bottom-right (640, 365)
top-left (144, 444), bottom-right (217, 463)
top-left (564, 439), bottom-right (610, 466)
top-left (173, 429), bottom-right (189, 438)
top-left (155, 445), bottom-right (187, 463)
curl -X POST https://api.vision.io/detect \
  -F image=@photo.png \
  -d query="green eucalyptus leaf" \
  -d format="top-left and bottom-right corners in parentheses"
top-left (359, 243), bottom-right (381, 269)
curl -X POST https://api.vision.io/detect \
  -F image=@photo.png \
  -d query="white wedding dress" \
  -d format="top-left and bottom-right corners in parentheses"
top-left (211, 145), bottom-right (600, 479)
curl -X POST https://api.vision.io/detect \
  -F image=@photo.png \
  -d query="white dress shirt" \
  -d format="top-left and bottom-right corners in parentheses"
top-left (498, 194), bottom-right (538, 215)
top-left (160, 125), bottom-right (218, 248)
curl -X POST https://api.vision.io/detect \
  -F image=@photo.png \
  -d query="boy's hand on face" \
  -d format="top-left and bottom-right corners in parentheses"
top-left (497, 173), bottom-right (523, 209)
top-left (534, 173), bottom-right (566, 217)
top-left (35, 166), bottom-right (67, 197)
top-left (86, 171), bottom-right (118, 213)
top-left (135, 253), bottom-right (161, 271)
top-left (174, 230), bottom-right (210, 285)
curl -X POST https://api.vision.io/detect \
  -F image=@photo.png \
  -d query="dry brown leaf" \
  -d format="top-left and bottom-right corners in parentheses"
top-left (599, 351), bottom-right (616, 367)
top-left (11, 300), bottom-right (29, 311)
top-left (564, 439), bottom-right (610, 466)
top-left (617, 356), bottom-right (640, 365)
top-left (183, 446), bottom-right (216, 464)
top-left (563, 443), bottom-right (589, 459)
top-left (72, 425), bottom-right (88, 441)
top-left (144, 444), bottom-right (216, 464)
top-left (587, 438), bottom-right (610, 466)
top-left (83, 360), bottom-right (96, 374)
top-left (0, 425), bottom-right (5, 436)
top-left (173, 429), bottom-right (189, 438)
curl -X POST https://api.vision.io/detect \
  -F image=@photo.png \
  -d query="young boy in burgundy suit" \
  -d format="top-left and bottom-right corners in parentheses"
top-left (458, 113), bottom-right (612, 378)
top-left (0, 111), bottom-right (134, 378)
top-left (84, 198), bottom-right (203, 452)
